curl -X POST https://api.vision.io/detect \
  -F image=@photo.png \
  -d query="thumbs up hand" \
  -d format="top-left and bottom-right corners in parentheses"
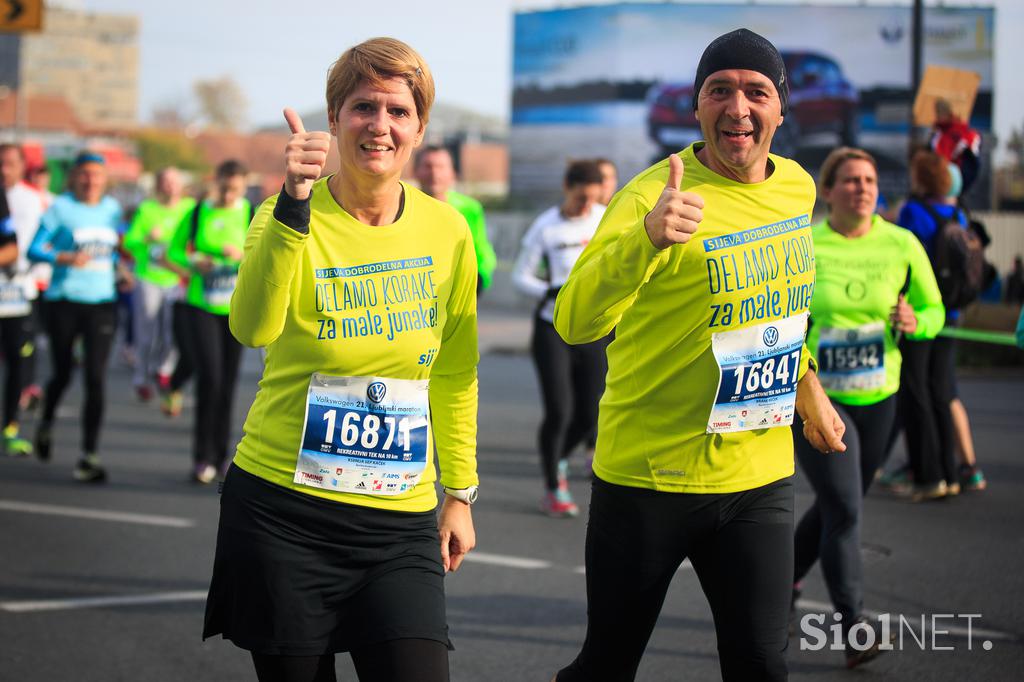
top-left (643, 154), bottom-right (704, 250)
top-left (283, 107), bottom-right (331, 201)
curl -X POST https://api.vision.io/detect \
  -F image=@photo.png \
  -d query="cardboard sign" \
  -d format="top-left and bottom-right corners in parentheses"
top-left (913, 65), bottom-right (981, 126)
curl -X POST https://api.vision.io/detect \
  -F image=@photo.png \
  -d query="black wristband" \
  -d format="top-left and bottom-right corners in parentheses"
top-left (273, 185), bottom-right (311, 234)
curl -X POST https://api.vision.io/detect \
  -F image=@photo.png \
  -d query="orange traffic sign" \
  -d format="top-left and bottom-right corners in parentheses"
top-left (0, 0), bottom-right (42, 33)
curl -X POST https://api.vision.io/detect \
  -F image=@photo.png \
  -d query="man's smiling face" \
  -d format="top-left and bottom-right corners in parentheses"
top-left (695, 69), bottom-right (784, 183)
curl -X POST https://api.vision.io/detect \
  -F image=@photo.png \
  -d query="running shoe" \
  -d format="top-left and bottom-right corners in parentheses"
top-left (541, 490), bottom-right (579, 518)
top-left (193, 463), bottom-right (217, 485)
top-left (18, 384), bottom-right (42, 412)
top-left (3, 425), bottom-right (32, 457)
top-left (844, 617), bottom-right (895, 669)
top-left (155, 373), bottom-right (171, 392)
top-left (161, 390), bottom-right (183, 417)
top-left (135, 384), bottom-right (154, 402)
top-left (557, 459), bottom-right (570, 492)
top-left (959, 464), bottom-right (988, 491)
top-left (877, 465), bottom-right (913, 494)
top-left (34, 422), bottom-right (52, 462)
top-left (73, 455), bottom-right (107, 483)
top-left (910, 480), bottom-right (948, 503)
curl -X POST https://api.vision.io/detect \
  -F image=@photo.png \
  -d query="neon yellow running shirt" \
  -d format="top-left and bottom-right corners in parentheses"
top-left (167, 199), bottom-right (251, 315)
top-left (554, 143), bottom-right (816, 494)
top-left (123, 197), bottom-right (196, 287)
top-left (807, 215), bottom-right (944, 406)
top-left (230, 179), bottom-right (479, 513)
top-left (447, 190), bottom-right (496, 290)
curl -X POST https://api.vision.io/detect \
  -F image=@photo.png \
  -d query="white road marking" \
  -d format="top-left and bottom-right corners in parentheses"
top-left (573, 558), bottom-right (693, 574)
top-left (464, 551), bottom-right (552, 570)
top-left (1, 545), bottom-right (1016, 646)
top-left (797, 598), bottom-right (1016, 641)
top-left (0, 500), bottom-right (195, 528)
top-left (0, 590), bottom-right (207, 613)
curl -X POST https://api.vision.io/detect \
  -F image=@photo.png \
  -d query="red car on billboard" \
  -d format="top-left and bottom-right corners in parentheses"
top-left (646, 51), bottom-right (859, 156)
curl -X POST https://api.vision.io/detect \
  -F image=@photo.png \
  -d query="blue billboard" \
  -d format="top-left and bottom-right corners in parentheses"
top-left (511, 2), bottom-right (995, 205)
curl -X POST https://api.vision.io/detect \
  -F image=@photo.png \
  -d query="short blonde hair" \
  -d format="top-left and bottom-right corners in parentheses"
top-left (818, 146), bottom-right (877, 196)
top-left (325, 37), bottom-right (435, 127)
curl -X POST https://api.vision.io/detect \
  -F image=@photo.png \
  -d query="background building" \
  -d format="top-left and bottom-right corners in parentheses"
top-left (0, 5), bottom-right (139, 132)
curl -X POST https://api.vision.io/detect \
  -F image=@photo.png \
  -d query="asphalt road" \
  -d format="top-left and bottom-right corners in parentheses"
top-left (1, 315), bottom-right (1022, 681)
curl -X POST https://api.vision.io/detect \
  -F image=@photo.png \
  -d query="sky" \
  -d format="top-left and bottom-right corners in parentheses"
top-left (72, 0), bottom-right (1023, 153)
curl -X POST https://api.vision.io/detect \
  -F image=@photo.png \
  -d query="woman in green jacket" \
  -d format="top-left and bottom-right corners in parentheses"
top-left (792, 147), bottom-right (945, 668)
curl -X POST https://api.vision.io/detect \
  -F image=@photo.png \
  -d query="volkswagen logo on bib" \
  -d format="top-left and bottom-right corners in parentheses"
top-left (367, 381), bottom-right (387, 404)
top-left (763, 326), bottom-right (780, 348)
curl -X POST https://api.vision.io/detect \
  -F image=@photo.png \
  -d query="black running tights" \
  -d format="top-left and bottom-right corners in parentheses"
top-left (41, 300), bottom-right (117, 453)
top-left (530, 317), bottom-right (609, 490)
top-left (251, 638), bottom-right (450, 682)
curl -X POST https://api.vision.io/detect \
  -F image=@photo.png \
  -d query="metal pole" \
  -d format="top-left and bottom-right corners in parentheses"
top-left (911, 0), bottom-right (924, 141)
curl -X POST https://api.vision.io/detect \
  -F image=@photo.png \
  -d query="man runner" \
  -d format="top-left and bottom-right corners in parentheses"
top-left (414, 146), bottom-right (497, 295)
top-left (551, 29), bottom-right (844, 681)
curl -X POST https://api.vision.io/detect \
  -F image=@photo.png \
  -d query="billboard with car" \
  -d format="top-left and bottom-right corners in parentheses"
top-left (511, 2), bottom-right (994, 206)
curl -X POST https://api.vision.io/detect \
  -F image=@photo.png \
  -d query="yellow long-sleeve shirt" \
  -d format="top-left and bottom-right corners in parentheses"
top-left (554, 143), bottom-right (816, 494)
top-left (230, 179), bottom-right (479, 512)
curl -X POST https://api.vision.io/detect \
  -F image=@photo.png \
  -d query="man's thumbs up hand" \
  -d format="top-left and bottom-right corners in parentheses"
top-left (644, 154), bottom-right (704, 250)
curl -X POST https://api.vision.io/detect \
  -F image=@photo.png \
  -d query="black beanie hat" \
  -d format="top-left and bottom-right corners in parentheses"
top-left (691, 28), bottom-right (788, 115)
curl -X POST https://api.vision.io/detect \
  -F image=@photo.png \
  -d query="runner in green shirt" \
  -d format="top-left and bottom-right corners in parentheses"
top-left (122, 167), bottom-right (195, 400)
top-left (792, 147), bottom-right (943, 668)
top-left (414, 145), bottom-right (497, 294)
top-left (167, 160), bottom-right (251, 484)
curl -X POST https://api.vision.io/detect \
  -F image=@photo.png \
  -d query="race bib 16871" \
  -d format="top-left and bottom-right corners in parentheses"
top-left (295, 373), bottom-right (430, 496)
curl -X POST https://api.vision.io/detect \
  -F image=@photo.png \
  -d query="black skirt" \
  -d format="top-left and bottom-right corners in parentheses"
top-left (203, 465), bottom-right (451, 655)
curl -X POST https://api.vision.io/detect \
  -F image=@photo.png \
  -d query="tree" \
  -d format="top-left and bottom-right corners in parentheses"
top-left (193, 76), bottom-right (247, 131)
top-left (1007, 123), bottom-right (1024, 171)
top-left (133, 128), bottom-right (209, 173)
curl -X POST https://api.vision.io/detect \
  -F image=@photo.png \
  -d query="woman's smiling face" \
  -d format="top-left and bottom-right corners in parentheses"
top-left (331, 77), bottom-right (424, 182)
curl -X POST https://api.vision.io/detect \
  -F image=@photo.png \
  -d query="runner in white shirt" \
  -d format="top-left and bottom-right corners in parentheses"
top-left (0, 144), bottom-right (45, 453)
top-left (512, 159), bottom-right (610, 517)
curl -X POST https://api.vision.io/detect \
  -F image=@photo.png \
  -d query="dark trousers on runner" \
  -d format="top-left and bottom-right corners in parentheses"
top-left (41, 300), bottom-right (117, 453)
top-left (898, 337), bottom-right (957, 486)
top-left (530, 317), bottom-right (609, 490)
top-left (250, 639), bottom-right (450, 682)
top-left (557, 476), bottom-right (794, 682)
top-left (0, 314), bottom-right (31, 426)
top-left (189, 306), bottom-right (242, 470)
top-left (170, 299), bottom-right (195, 392)
top-left (793, 396), bottom-right (896, 630)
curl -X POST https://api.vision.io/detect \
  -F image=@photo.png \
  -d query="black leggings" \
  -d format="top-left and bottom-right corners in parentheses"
top-left (793, 396), bottom-right (896, 630)
top-left (0, 314), bottom-right (31, 426)
top-left (898, 336), bottom-right (957, 485)
top-left (557, 476), bottom-right (794, 682)
top-left (169, 300), bottom-right (195, 392)
top-left (42, 300), bottom-right (117, 453)
top-left (530, 318), bottom-right (609, 490)
top-left (251, 638), bottom-right (450, 682)
top-left (189, 306), bottom-right (242, 468)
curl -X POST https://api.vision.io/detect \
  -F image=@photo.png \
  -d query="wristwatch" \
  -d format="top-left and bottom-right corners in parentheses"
top-left (443, 486), bottom-right (478, 505)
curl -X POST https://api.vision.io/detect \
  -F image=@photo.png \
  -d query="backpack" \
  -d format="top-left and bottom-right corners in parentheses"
top-left (916, 200), bottom-right (985, 310)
